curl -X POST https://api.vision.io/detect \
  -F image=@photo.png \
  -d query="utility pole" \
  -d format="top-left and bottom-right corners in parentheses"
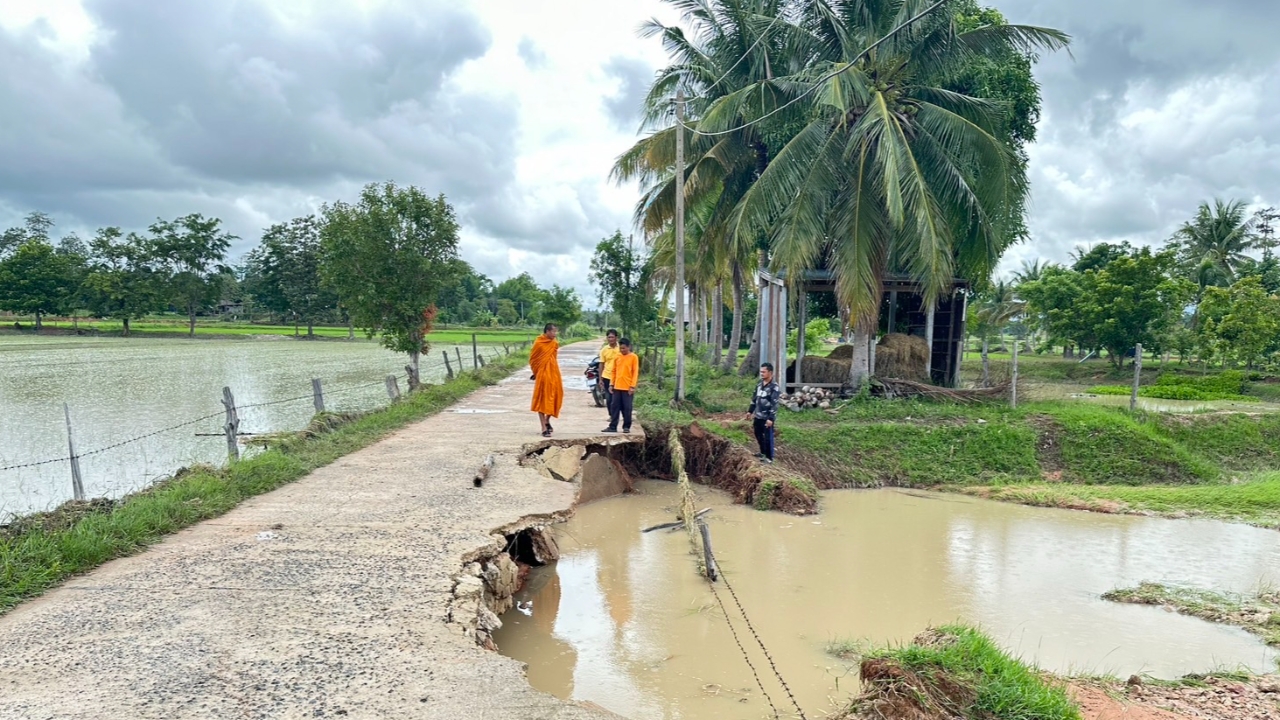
top-left (674, 90), bottom-right (688, 402)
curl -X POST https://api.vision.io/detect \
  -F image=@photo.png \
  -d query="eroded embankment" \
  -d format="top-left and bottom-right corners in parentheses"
top-left (610, 422), bottom-right (839, 514)
top-left (449, 436), bottom-right (640, 649)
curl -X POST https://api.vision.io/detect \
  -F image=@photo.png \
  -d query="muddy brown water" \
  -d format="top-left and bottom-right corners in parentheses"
top-left (494, 482), bottom-right (1280, 720)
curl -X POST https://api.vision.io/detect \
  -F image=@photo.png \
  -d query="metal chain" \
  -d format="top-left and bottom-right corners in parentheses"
top-left (707, 579), bottom-right (782, 719)
top-left (712, 548), bottom-right (809, 720)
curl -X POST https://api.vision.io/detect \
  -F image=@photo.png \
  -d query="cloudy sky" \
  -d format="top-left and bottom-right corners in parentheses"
top-left (2, 0), bottom-right (1278, 304)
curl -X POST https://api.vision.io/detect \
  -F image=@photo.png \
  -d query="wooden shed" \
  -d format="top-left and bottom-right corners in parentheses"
top-left (759, 270), bottom-right (970, 391)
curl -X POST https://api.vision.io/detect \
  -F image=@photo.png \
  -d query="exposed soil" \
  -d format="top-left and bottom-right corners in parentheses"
top-left (1029, 413), bottom-right (1067, 479)
top-left (1070, 676), bottom-right (1280, 720)
top-left (614, 422), bottom-right (822, 514)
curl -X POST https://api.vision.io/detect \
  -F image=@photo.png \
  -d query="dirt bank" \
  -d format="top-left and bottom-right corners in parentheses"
top-left (1070, 676), bottom-right (1280, 720)
top-left (0, 343), bottom-right (630, 719)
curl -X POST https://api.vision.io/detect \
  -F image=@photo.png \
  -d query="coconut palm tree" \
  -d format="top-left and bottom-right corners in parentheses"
top-left (714, 0), bottom-right (1068, 384)
top-left (613, 0), bottom-right (794, 375)
top-left (1173, 199), bottom-right (1260, 290)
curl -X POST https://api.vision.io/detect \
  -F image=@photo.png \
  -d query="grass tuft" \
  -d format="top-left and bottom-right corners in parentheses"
top-left (839, 625), bottom-right (1081, 720)
top-left (1103, 582), bottom-right (1280, 647)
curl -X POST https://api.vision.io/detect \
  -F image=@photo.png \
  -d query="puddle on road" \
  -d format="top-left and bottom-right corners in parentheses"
top-left (494, 482), bottom-right (1280, 720)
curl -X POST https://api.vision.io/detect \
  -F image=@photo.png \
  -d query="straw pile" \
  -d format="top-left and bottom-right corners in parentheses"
top-left (874, 333), bottom-right (930, 382)
top-left (786, 355), bottom-right (853, 386)
top-left (826, 344), bottom-right (856, 361)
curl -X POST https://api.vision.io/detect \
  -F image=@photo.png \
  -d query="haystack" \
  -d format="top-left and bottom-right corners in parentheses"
top-left (786, 355), bottom-right (853, 386)
top-left (875, 333), bottom-right (930, 382)
top-left (826, 344), bottom-right (856, 361)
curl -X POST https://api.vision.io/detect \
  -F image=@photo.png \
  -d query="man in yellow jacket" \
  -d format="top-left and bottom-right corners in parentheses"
top-left (603, 337), bottom-right (639, 434)
top-left (599, 329), bottom-right (621, 400)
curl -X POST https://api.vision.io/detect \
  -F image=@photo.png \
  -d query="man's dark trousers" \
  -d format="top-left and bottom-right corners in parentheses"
top-left (753, 418), bottom-right (774, 460)
top-left (608, 391), bottom-right (634, 430)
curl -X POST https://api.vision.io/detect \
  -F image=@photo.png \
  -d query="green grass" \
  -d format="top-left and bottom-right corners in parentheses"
top-left (1102, 582), bottom-right (1280, 647)
top-left (1088, 370), bottom-right (1257, 402)
top-left (835, 625), bottom-right (1081, 720)
top-left (0, 352), bottom-right (529, 614)
top-left (636, 356), bottom-right (1280, 523)
top-left (970, 474), bottom-right (1280, 528)
top-left (2, 316), bottom-right (543, 344)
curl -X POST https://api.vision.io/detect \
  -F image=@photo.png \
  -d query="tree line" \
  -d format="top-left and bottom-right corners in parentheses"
top-left (974, 201), bottom-right (1280, 370)
top-left (0, 182), bottom-right (586, 384)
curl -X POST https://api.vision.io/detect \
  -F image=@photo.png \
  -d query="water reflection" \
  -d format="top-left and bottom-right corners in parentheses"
top-left (495, 483), bottom-right (1280, 720)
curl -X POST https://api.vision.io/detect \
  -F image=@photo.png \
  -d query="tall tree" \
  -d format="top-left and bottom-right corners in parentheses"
top-left (1172, 199), bottom-right (1259, 290)
top-left (1196, 276), bottom-right (1280, 369)
top-left (495, 272), bottom-right (546, 324)
top-left (0, 239), bottom-right (80, 330)
top-left (590, 230), bottom-right (656, 338)
top-left (82, 228), bottom-right (160, 336)
top-left (622, 0), bottom-right (1067, 385)
top-left (1, 211), bottom-right (54, 259)
top-left (1022, 247), bottom-right (1192, 367)
top-left (540, 285), bottom-right (584, 329)
top-left (148, 214), bottom-right (235, 336)
top-left (254, 216), bottom-right (337, 337)
top-left (320, 182), bottom-right (461, 386)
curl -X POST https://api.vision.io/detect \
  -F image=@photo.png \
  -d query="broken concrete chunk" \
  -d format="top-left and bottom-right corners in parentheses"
top-left (540, 445), bottom-right (586, 482)
top-left (577, 453), bottom-right (632, 505)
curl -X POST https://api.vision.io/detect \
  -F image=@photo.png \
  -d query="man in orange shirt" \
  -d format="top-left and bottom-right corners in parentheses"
top-left (599, 329), bottom-right (621, 401)
top-left (603, 337), bottom-right (639, 434)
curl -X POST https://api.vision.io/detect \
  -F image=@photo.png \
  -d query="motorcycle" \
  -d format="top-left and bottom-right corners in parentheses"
top-left (585, 356), bottom-right (608, 408)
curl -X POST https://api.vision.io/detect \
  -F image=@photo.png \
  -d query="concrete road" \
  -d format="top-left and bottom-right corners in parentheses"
top-left (0, 342), bottom-right (626, 719)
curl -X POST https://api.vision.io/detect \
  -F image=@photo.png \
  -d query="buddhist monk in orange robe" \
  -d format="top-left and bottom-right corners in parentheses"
top-left (530, 324), bottom-right (564, 436)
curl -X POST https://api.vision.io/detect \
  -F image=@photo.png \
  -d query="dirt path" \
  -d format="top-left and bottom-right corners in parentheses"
top-left (0, 343), bottom-right (629, 719)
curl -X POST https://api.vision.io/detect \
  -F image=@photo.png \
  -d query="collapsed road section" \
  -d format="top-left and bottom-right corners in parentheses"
top-left (0, 343), bottom-right (636, 720)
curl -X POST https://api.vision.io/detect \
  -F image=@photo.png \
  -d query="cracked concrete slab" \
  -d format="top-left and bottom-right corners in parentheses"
top-left (0, 343), bottom-right (638, 720)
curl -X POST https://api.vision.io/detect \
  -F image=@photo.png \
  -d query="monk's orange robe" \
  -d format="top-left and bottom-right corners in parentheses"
top-left (530, 335), bottom-right (564, 418)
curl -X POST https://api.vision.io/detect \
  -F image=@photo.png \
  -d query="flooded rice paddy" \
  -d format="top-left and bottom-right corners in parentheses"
top-left (0, 335), bottom-right (491, 518)
top-left (495, 482), bottom-right (1280, 720)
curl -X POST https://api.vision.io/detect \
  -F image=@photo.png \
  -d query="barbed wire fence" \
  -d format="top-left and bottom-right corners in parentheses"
top-left (1, 341), bottom-right (528, 523)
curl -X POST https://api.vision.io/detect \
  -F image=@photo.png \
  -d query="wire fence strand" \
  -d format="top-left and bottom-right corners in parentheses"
top-left (707, 546), bottom-right (809, 720)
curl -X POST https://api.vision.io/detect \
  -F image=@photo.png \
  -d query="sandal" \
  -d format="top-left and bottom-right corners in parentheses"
top-left (541, 429), bottom-right (552, 437)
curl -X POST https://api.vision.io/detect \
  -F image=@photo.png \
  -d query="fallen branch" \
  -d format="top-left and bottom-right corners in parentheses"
top-left (643, 507), bottom-right (712, 533)
top-left (473, 454), bottom-right (495, 487)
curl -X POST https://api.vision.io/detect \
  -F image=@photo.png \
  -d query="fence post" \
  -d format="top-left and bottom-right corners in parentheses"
top-left (503, 343), bottom-right (510, 355)
top-left (443, 350), bottom-right (454, 379)
top-left (222, 387), bottom-right (240, 462)
top-left (478, 353), bottom-right (486, 368)
top-left (63, 403), bottom-right (85, 502)
top-left (1010, 339), bottom-right (1019, 409)
top-left (312, 378), bottom-right (325, 413)
top-left (455, 347), bottom-right (463, 373)
top-left (472, 333), bottom-right (479, 369)
top-left (386, 375), bottom-right (401, 400)
top-left (1130, 343), bottom-right (1143, 412)
top-left (698, 521), bottom-right (718, 582)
